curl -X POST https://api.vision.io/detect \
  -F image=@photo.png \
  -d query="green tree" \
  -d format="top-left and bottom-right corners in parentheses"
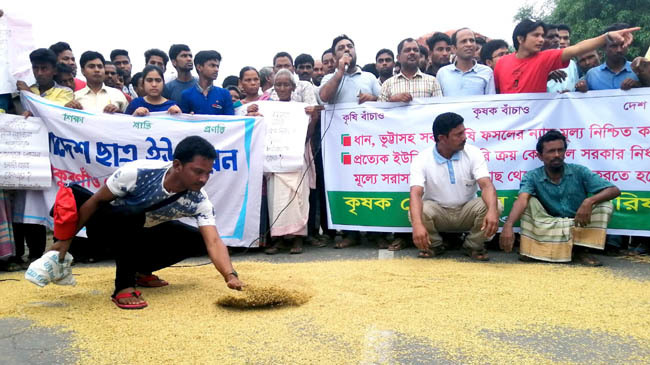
top-left (515, 0), bottom-right (650, 59)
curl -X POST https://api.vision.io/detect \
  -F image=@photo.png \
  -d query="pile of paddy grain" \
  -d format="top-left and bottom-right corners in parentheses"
top-left (216, 283), bottom-right (311, 309)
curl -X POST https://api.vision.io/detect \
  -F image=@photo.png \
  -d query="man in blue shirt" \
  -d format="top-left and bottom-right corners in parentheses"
top-left (436, 28), bottom-right (496, 96)
top-left (319, 34), bottom-right (381, 104)
top-left (500, 130), bottom-right (620, 266)
top-left (164, 44), bottom-right (198, 103)
top-left (586, 23), bottom-right (641, 91)
top-left (179, 50), bottom-right (234, 115)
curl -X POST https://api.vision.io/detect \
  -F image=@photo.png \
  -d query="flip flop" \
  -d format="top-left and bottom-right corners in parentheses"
top-left (135, 274), bottom-right (169, 287)
top-left (418, 249), bottom-right (434, 258)
top-left (334, 238), bottom-right (358, 249)
top-left (387, 238), bottom-right (407, 251)
top-left (575, 252), bottom-right (603, 267)
top-left (417, 245), bottom-right (445, 258)
top-left (290, 238), bottom-right (303, 254)
top-left (112, 291), bottom-right (148, 309)
top-left (465, 248), bottom-right (489, 261)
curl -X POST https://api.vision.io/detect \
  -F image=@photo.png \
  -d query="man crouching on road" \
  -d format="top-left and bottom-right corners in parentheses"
top-left (52, 135), bottom-right (243, 309)
top-left (499, 130), bottom-right (620, 266)
top-left (409, 112), bottom-right (502, 261)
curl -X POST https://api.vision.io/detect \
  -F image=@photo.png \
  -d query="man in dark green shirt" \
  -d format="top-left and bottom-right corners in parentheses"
top-left (500, 130), bottom-right (620, 266)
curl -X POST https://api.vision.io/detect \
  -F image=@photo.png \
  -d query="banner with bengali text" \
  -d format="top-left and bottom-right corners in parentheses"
top-left (19, 91), bottom-right (265, 247)
top-left (0, 114), bottom-right (51, 188)
top-left (321, 88), bottom-right (650, 236)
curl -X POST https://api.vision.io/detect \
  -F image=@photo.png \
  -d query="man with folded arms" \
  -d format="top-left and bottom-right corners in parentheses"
top-left (499, 130), bottom-right (621, 266)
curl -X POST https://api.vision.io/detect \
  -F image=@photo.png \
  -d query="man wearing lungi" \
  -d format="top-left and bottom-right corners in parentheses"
top-left (499, 130), bottom-right (621, 266)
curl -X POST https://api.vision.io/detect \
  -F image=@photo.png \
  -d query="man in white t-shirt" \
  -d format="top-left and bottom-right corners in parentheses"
top-left (51, 136), bottom-right (243, 309)
top-left (409, 112), bottom-right (502, 260)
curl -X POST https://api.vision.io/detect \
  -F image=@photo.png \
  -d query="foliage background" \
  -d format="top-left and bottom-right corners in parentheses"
top-left (514, 0), bottom-right (650, 59)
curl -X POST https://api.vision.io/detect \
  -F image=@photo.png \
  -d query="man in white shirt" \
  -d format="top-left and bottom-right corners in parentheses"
top-left (51, 136), bottom-right (243, 309)
top-left (409, 112), bottom-right (501, 260)
top-left (65, 51), bottom-right (127, 113)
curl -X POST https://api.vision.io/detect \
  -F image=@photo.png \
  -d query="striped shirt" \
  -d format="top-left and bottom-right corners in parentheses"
top-left (378, 69), bottom-right (441, 102)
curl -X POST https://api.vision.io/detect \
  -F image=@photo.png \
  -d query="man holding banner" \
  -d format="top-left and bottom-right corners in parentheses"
top-left (50, 136), bottom-right (243, 309)
top-left (409, 112), bottom-right (501, 260)
top-left (499, 130), bottom-right (621, 266)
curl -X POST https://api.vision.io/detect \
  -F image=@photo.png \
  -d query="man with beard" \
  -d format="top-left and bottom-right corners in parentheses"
top-left (585, 23), bottom-right (641, 91)
top-left (318, 34), bottom-right (381, 249)
top-left (547, 24), bottom-right (580, 93)
top-left (103, 61), bottom-right (119, 88)
top-left (542, 24), bottom-right (560, 51)
top-left (499, 130), bottom-right (620, 266)
top-left (49, 41), bottom-right (86, 91)
top-left (378, 38), bottom-right (441, 102)
top-left (110, 49), bottom-right (136, 97)
top-left (294, 54), bottom-right (315, 83)
top-left (312, 60), bottom-right (325, 86)
top-left (437, 28), bottom-right (495, 96)
top-left (425, 32), bottom-right (452, 76)
top-left (65, 51), bottom-right (127, 113)
top-left (375, 48), bottom-right (395, 84)
top-left (319, 34), bottom-right (381, 105)
top-left (179, 50), bottom-right (234, 115)
top-left (164, 44), bottom-right (198, 103)
top-left (409, 112), bottom-right (501, 261)
top-left (321, 49), bottom-right (336, 75)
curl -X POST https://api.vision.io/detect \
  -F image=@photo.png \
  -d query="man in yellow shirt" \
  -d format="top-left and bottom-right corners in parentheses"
top-left (17, 48), bottom-right (74, 116)
top-left (13, 48), bottom-right (73, 270)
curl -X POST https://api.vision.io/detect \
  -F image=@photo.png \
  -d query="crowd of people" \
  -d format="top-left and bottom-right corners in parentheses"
top-left (1, 13), bottom-right (650, 307)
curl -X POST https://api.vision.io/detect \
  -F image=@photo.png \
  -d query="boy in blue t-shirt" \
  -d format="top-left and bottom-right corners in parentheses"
top-left (179, 50), bottom-right (234, 115)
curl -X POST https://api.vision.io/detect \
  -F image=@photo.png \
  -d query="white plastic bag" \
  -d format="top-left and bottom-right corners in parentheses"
top-left (25, 251), bottom-right (76, 287)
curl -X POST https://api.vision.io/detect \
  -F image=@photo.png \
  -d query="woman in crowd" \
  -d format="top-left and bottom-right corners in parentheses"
top-left (239, 66), bottom-right (269, 246)
top-left (247, 69), bottom-right (320, 254)
top-left (125, 65), bottom-right (181, 116)
top-left (239, 66), bottom-right (267, 104)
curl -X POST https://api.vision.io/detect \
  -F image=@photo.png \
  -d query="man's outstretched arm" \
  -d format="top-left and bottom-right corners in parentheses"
top-left (562, 27), bottom-right (640, 62)
top-left (199, 225), bottom-right (243, 290)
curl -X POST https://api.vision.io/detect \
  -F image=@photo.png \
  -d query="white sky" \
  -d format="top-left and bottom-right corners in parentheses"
top-left (5, 0), bottom-right (536, 83)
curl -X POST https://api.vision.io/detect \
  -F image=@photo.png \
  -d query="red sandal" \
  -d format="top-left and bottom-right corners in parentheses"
top-left (135, 274), bottom-right (169, 287)
top-left (112, 291), bottom-right (148, 309)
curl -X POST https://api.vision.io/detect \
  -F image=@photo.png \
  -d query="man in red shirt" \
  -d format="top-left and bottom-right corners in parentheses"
top-left (494, 19), bottom-right (639, 94)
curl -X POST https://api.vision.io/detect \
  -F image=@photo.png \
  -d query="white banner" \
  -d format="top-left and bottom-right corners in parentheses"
top-left (19, 91), bottom-right (265, 247)
top-left (0, 12), bottom-right (35, 93)
top-left (253, 101), bottom-right (309, 173)
top-left (322, 89), bottom-right (650, 236)
top-left (0, 113), bottom-right (51, 188)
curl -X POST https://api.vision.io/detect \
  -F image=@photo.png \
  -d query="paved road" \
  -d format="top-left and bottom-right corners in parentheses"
top-left (1, 241), bottom-right (648, 364)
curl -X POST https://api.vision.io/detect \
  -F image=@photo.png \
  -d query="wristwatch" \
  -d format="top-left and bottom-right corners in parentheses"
top-left (226, 270), bottom-right (238, 279)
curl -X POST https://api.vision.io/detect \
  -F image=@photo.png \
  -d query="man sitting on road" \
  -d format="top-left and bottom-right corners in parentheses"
top-left (499, 130), bottom-right (620, 266)
top-left (51, 136), bottom-right (243, 309)
top-left (409, 112), bottom-right (502, 261)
